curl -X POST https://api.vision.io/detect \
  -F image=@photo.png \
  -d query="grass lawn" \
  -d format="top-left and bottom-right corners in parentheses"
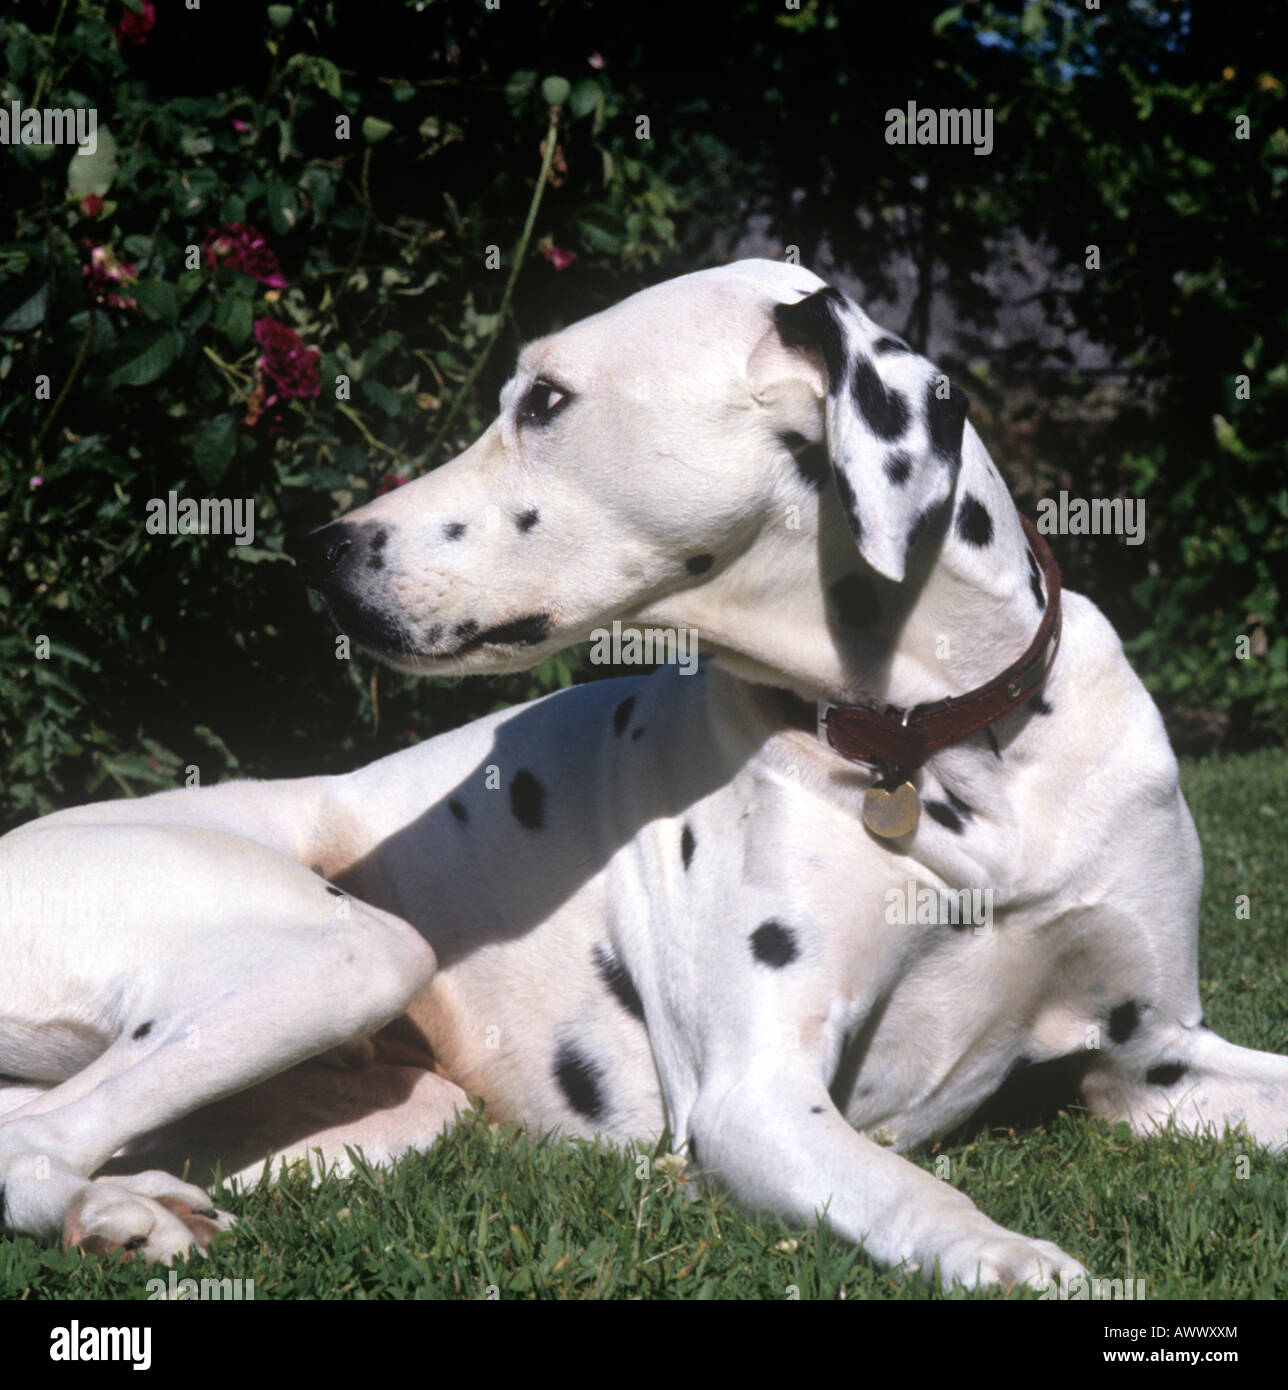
top-left (3, 749), bottom-right (1285, 1300)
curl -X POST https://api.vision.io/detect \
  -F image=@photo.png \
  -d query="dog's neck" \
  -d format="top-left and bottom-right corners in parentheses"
top-left (636, 425), bottom-right (1044, 711)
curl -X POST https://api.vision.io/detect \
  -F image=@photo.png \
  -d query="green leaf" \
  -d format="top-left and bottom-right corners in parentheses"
top-left (193, 414), bottom-right (239, 485)
top-left (106, 330), bottom-right (178, 388)
top-left (215, 293), bottom-right (254, 344)
top-left (266, 178), bottom-right (300, 236)
top-left (362, 117), bottom-right (393, 144)
top-left (267, 4), bottom-right (293, 29)
top-left (360, 379), bottom-right (401, 417)
top-left (569, 80), bottom-right (600, 119)
top-left (132, 280), bottom-right (179, 325)
top-left (66, 126), bottom-right (118, 201)
top-left (541, 76), bottom-right (571, 108)
top-left (1, 283), bottom-right (47, 332)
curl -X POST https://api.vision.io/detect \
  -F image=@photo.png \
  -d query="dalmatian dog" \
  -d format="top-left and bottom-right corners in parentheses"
top-left (3, 259), bottom-right (1286, 1291)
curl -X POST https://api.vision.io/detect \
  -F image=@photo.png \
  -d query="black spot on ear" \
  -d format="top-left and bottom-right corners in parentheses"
top-left (510, 770), bottom-right (545, 830)
top-left (873, 335), bottom-right (911, 355)
top-left (773, 287), bottom-right (849, 389)
top-left (751, 920), bottom-right (800, 967)
top-left (367, 527), bottom-right (388, 570)
top-left (829, 573), bottom-right (879, 629)
top-left (1029, 694), bottom-right (1054, 715)
top-left (832, 467), bottom-right (864, 543)
top-left (592, 944), bottom-right (645, 1023)
top-left (613, 697), bottom-right (635, 735)
top-left (851, 358), bottom-right (910, 441)
top-left (516, 508), bottom-right (540, 533)
top-left (884, 450), bottom-right (912, 486)
top-left (681, 822), bottom-right (696, 870)
top-left (1108, 1001), bottom-right (1140, 1045)
top-left (1146, 1061), bottom-right (1188, 1088)
top-left (132, 1021), bottom-right (153, 1041)
top-left (444, 522), bottom-right (467, 541)
top-left (956, 494), bottom-right (993, 547)
top-left (1027, 550), bottom-right (1046, 612)
top-left (686, 553), bottom-right (714, 575)
top-left (925, 380), bottom-right (968, 467)
top-left (925, 800), bottom-right (965, 834)
top-left (449, 799), bottom-right (469, 823)
top-left (553, 1043), bottom-right (607, 1122)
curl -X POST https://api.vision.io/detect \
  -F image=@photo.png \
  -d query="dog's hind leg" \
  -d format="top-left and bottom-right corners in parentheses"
top-left (1083, 1025), bottom-right (1288, 1153)
top-left (0, 823), bottom-right (435, 1260)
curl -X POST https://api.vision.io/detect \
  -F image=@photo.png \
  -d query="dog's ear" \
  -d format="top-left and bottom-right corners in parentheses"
top-left (757, 286), bottom-right (969, 583)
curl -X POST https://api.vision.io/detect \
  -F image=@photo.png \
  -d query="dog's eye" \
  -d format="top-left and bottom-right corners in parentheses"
top-left (517, 380), bottom-right (571, 425)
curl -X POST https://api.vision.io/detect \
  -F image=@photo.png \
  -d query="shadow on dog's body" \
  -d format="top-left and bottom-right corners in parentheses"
top-left (2, 260), bottom-right (1284, 1289)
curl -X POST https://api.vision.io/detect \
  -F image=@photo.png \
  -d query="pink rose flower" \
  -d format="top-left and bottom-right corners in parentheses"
top-left (541, 244), bottom-right (576, 271)
top-left (82, 244), bottom-right (138, 309)
top-left (112, 1), bottom-right (156, 46)
top-left (254, 318), bottom-right (321, 401)
top-left (202, 223), bottom-right (288, 289)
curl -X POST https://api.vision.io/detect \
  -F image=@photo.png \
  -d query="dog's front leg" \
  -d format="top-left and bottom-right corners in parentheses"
top-left (0, 823), bottom-right (436, 1261)
top-left (689, 1067), bottom-right (1085, 1293)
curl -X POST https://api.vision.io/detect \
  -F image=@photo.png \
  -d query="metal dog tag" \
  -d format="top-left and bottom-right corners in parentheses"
top-left (862, 781), bottom-right (920, 839)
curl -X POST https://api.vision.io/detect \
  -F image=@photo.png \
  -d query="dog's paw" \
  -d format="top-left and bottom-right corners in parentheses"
top-left (63, 1172), bottom-right (235, 1264)
top-left (935, 1225), bottom-right (1086, 1295)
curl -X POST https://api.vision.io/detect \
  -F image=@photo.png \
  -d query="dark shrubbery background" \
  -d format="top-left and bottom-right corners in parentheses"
top-left (1, 0), bottom-right (1284, 829)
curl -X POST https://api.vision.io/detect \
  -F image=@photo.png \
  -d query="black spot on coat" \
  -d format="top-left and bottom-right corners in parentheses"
top-left (132, 1021), bottom-right (153, 1040)
top-left (613, 697), bottom-right (635, 735)
top-left (925, 800), bottom-right (965, 834)
top-left (751, 920), bottom-right (800, 967)
top-left (884, 450), bottom-right (912, 485)
top-left (553, 1043), bottom-right (608, 1122)
top-left (444, 522), bottom-right (467, 541)
top-left (1108, 1001), bottom-right (1140, 1045)
top-left (956, 494), bottom-right (993, 547)
top-left (681, 822), bottom-right (696, 870)
top-left (516, 509), bottom-right (540, 533)
top-left (449, 799), bottom-right (469, 823)
top-left (510, 770), bottom-right (545, 830)
top-left (686, 553), bottom-right (714, 575)
top-left (592, 944), bottom-right (645, 1023)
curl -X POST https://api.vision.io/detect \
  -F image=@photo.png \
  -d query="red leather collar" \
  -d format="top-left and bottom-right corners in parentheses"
top-left (820, 514), bottom-right (1061, 773)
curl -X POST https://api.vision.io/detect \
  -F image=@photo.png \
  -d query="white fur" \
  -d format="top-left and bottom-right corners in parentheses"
top-left (1, 260), bottom-right (1281, 1289)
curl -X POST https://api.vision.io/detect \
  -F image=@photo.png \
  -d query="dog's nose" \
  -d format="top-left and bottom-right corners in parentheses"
top-left (295, 522), bottom-right (357, 591)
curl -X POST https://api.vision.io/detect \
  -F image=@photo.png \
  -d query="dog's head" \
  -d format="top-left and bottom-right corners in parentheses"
top-left (296, 259), bottom-right (968, 679)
